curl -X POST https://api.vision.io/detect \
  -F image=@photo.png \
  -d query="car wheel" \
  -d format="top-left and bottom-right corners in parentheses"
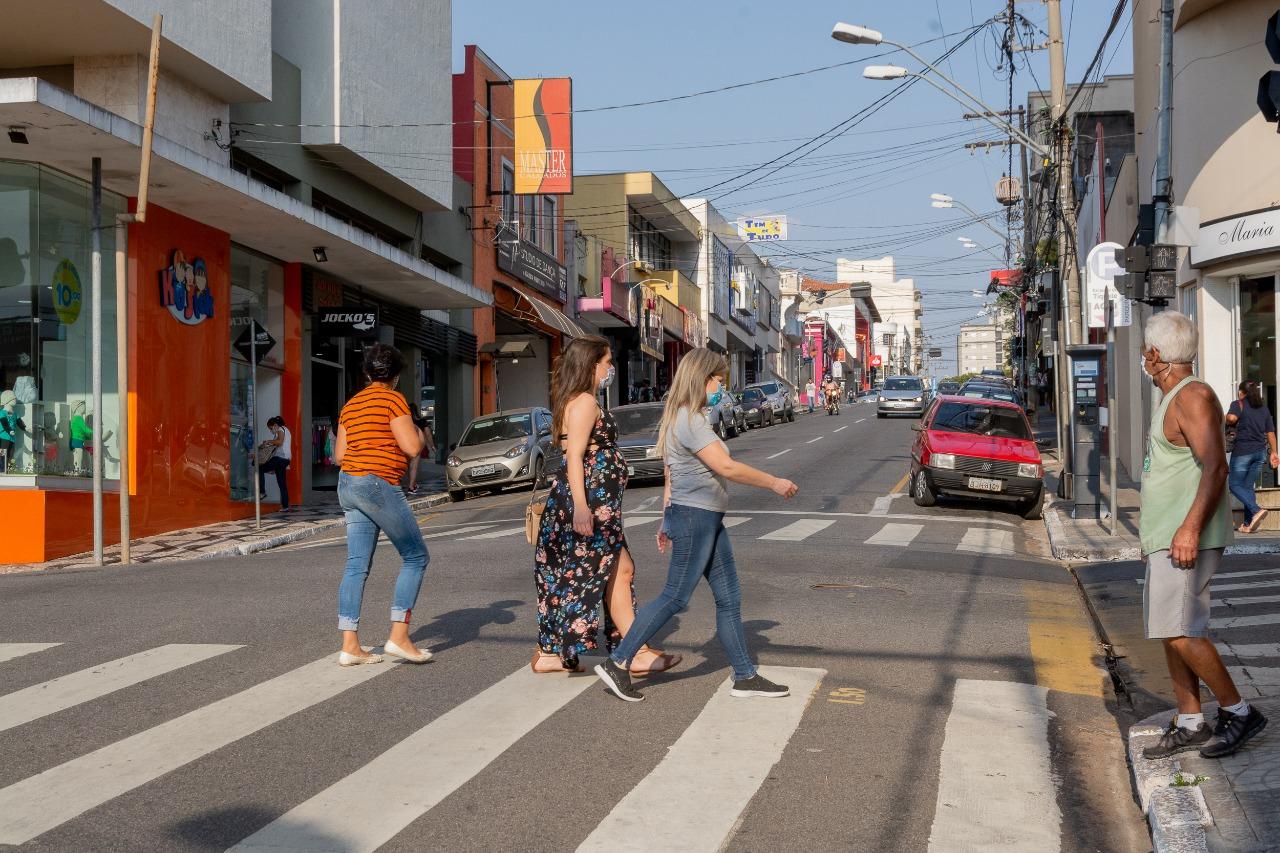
top-left (448, 489), bottom-right (466, 503)
top-left (876, 412), bottom-right (886, 419)
top-left (1020, 488), bottom-right (1044, 520)
top-left (787, 408), bottom-right (795, 422)
top-left (530, 456), bottom-right (544, 488)
top-left (912, 469), bottom-right (937, 507)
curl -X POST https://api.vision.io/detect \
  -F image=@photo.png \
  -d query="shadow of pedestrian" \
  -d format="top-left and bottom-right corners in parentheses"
top-left (409, 599), bottom-right (523, 653)
top-left (167, 805), bottom-right (349, 850)
top-left (641, 618), bottom-right (822, 686)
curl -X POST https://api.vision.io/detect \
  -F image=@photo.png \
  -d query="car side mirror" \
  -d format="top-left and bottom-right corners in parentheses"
top-left (449, 442), bottom-right (457, 451)
top-left (910, 422), bottom-right (924, 432)
top-left (539, 427), bottom-right (551, 438)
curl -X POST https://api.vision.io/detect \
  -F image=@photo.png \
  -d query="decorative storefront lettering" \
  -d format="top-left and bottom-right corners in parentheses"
top-left (52, 259), bottom-right (82, 325)
top-left (159, 249), bottom-right (214, 325)
top-left (1191, 206), bottom-right (1280, 267)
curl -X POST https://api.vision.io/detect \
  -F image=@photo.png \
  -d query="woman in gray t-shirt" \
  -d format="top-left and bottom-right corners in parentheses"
top-left (595, 348), bottom-right (799, 702)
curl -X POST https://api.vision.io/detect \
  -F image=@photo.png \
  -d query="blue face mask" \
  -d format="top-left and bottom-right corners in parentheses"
top-left (706, 381), bottom-right (724, 408)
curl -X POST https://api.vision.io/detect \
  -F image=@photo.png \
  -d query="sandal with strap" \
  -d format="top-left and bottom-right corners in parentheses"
top-left (630, 649), bottom-right (683, 676)
top-left (530, 651), bottom-right (584, 674)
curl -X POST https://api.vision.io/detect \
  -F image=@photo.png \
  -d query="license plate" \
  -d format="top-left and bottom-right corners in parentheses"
top-left (627, 466), bottom-right (635, 476)
top-left (967, 477), bottom-right (1003, 492)
top-left (471, 464), bottom-right (497, 476)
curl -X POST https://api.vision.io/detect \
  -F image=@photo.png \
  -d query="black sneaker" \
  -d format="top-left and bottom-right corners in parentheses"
top-left (1141, 718), bottom-right (1212, 759)
top-left (594, 658), bottom-right (644, 702)
top-left (730, 674), bottom-right (789, 698)
top-left (1200, 706), bottom-right (1268, 758)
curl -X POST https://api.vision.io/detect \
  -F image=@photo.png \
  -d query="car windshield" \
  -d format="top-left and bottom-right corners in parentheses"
top-left (963, 387), bottom-right (1016, 402)
top-left (931, 402), bottom-right (1031, 439)
top-left (884, 378), bottom-right (922, 391)
top-left (938, 382), bottom-right (960, 393)
top-left (460, 413), bottom-right (532, 446)
top-left (742, 389), bottom-right (764, 402)
top-left (753, 383), bottom-right (779, 395)
top-left (612, 406), bottom-right (663, 435)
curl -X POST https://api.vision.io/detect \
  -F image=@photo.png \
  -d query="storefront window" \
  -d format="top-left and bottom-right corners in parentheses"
top-left (229, 246), bottom-right (285, 501)
top-left (0, 160), bottom-right (123, 478)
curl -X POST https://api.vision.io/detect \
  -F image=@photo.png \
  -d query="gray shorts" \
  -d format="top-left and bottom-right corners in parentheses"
top-left (1143, 548), bottom-right (1222, 639)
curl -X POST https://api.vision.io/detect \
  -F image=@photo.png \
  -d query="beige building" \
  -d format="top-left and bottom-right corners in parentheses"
top-left (837, 256), bottom-right (922, 374)
top-left (957, 321), bottom-right (1004, 375)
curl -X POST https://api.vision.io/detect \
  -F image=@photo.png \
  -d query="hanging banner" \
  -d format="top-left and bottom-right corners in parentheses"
top-left (735, 216), bottom-right (788, 243)
top-left (513, 78), bottom-right (573, 195)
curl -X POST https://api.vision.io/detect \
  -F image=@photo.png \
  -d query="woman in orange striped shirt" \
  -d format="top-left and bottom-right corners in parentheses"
top-left (333, 343), bottom-right (432, 667)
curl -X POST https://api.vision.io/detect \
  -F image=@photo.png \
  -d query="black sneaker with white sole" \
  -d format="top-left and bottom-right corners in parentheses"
top-left (730, 674), bottom-right (789, 698)
top-left (1142, 718), bottom-right (1212, 759)
top-left (594, 658), bottom-right (644, 702)
top-left (1200, 706), bottom-right (1268, 758)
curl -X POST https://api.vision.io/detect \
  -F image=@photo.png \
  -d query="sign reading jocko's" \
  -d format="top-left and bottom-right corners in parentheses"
top-left (1191, 206), bottom-right (1280, 268)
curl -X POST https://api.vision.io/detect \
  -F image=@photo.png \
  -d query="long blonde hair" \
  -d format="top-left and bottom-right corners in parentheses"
top-left (657, 348), bottom-right (728, 459)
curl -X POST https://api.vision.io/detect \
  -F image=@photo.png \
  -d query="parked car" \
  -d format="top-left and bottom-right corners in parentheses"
top-left (909, 396), bottom-right (1044, 518)
top-left (876, 376), bottom-right (928, 418)
top-left (445, 407), bottom-right (554, 502)
top-left (745, 381), bottom-right (795, 422)
top-left (739, 388), bottom-right (775, 428)
top-left (979, 369), bottom-right (1010, 383)
top-left (708, 394), bottom-right (746, 439)
top-left (959, 382), bottom-right (1024, 408)
top-left (936, 380), bottom-right (961, 395)
top-left (611, 403), bottom-right (666, 484)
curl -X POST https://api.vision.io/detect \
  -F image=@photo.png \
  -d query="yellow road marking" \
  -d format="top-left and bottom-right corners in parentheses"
top-left (827, 687), bottom-right (866, 705)
top-left (1023, 582), bottom-right (1104, 697)
top-left (891, 471), bottom-right (910, 494)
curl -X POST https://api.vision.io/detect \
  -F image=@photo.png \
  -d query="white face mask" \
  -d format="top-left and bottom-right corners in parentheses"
top-left (598, 365), bottom-right (616, 391)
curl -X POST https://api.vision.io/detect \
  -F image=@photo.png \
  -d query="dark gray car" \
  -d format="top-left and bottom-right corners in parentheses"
top-left (612, 403), bottom-right (666, 483)
top-left (744, 381), bottom-right (795, 423)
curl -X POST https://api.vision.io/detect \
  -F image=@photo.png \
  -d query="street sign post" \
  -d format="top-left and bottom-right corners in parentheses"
top-left (234, 321), bottom-right (275, 529)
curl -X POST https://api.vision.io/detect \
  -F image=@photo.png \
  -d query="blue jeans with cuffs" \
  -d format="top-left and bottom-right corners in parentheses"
top-left (611, 503), bottom-right (757, 680)
top-left (337, 470), bottom-right (429, 632)
top-left (1229, 449), bottom-right (1266, 522)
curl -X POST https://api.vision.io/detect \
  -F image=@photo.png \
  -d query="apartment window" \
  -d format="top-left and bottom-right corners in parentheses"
top-left (230, 149), bottom-right (293, 193)
top-left (520, 194), bottom-right (537, 244)
top-left (312, 190), bottom-right (408, 250)
top-left (628, 207), bottom-right (671, 270)
top-left (500, 162), bottom-right (515, 231)
top-left (542, 196), bottom-right (557, 256)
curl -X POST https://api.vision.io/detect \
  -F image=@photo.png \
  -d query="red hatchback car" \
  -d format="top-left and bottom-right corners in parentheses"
top-left (909, 396), bottom-right (1044, 519)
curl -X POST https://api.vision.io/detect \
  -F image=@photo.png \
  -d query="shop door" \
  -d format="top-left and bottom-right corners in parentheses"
top-left (1240, 275), bottom-right (1277, 487)
top-left (309, 334), bottom-right (345, 491)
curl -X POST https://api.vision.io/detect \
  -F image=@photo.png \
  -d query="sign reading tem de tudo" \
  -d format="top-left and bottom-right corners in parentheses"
top-left (734, 216), bottom-right (789, 243)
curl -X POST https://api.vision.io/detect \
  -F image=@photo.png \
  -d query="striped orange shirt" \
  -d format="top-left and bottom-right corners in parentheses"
top-left (339, 385), bottom-right (413, 484)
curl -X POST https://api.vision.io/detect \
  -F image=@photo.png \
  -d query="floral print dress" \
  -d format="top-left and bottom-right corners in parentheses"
top-left (534, 409), bottom-right (631, 667)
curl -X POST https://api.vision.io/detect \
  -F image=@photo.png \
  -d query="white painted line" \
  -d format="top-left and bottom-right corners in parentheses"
top-left (956, 528), bottom-right (1015, 556)
top-left (230, 666), bottom-right (595, 853)
top-left (759, 519), bottom-right (836, 542)
top-left (834, 425), bottom-right (849, 433)
top-left (1227, 665), bottom-right (1280, 688)
top-left (624, 516), bottom-right (660, 529)
top-left (460, 526), bottom-right (526, 540)
top-left (577, 666), bottom-right (825, 853)
top-left (1213, 593), bottom-right (1280, 608)
top-left (806, 436), bottom-right (824, 444)
top-left (1137, 567), bottom-right (1280, 586)
top-left (864, 523), bottom-right (922, 547)
top-left (722, 516), bottom-right (751, 528)
top-left (0, 656), bottom-right (389, 846)
top-left (0, 643), bottom-right (61, 664)
top-left (0, 644), bottom-right (242, 734)
top-left (423, 525), bottom-right (494, 539)
top-left (870, 492), bottom-right (905, 517)
top-left (1211, 612), bottom-right (1280, 630)
top-left (1217, 642), bottom-right (1280, 659)
top-left (855, 418), bottom-right (867, 424)
top-left (635, 496), bottom-right (659, 511)
top-left (766, 448), bottom-right (792, 460)
top-left (927, 680), bottom-right (1059, 853)
top-left (618, 507), bottom-right (1019, 528)
top-left (1208, 579), bottom-right (1280, 593)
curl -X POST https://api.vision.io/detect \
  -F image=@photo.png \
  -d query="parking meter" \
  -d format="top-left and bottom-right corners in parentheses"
top-left (1067, 344), bottom-right (1106, 517)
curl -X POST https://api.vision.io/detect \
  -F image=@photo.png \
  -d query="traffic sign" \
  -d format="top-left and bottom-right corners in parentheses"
top-left (234, 321), bottom-right (276, 365)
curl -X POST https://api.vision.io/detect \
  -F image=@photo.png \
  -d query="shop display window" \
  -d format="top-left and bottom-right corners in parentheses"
top-left (0, 160), bottom-right (124, 478)
top-left (229, 245), bottom-right (285, 501)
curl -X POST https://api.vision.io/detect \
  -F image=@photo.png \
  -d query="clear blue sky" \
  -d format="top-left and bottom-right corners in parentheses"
top-left (455, 1), bottom-right (1133, 374)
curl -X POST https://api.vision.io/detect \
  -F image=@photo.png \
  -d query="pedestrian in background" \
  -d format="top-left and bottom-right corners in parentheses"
top-left (806, 379), bottom-right (816, 412)
top-left (333, 343), bottom-right (432, 667)
top-left (257, 416), bottom-right (292, 511)
top-left (595, 347), bottom-right (798, 702)
top-left (1136, 312), bottom-right (1267, 760)
top-left (533, 335), bottom-right (679, 675)
top-left (1226, 380), bottom-right (1278, 533)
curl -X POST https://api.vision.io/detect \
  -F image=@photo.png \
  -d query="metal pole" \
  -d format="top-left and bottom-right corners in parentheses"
top-left (115, 218), bottom-right (130, 564)
top-left (252, 326), bottom-right (261, 529)
top-left (90, 157), bottom-right (103, 565)
top-left (1106, 298), bottom-right (1118, 533)
top-left (1047, 0), bottom-right (1082, 348)
top-left (1153, 0), bottom-right (1174, 246)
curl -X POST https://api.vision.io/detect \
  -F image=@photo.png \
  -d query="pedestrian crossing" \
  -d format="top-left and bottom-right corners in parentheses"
top-left (0, 641), bottom-right (826, 850)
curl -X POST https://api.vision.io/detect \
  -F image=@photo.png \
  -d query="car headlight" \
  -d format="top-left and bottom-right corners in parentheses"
top-left (446, 455), bottom-right (461, 467)
top-left (932, 453), bottom-right (956, 470)
top-left (878, 395), bottom-right (885, 402)
top-left (1018, 462), bottom-right (1043, 478)
top-left (503, 445), bottom-right (526, 459)
top-left (644, 445), bottom-right (662, 459)
top-left (913, 396), bottom-right (922, 402)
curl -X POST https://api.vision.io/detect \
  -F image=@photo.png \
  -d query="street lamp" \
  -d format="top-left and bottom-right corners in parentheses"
top-left (838, 22), bottom-right (1051, 159)
top-left (931, 193), bottom-right (1010, 258)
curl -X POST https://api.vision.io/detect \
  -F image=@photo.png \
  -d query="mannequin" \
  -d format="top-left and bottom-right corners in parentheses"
top-left (70, 400), bottom-right (90, 473)
top-left (0, 390), bottom-right (25, 475)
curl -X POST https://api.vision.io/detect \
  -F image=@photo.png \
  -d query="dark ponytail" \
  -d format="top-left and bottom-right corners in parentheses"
top-left (364, 343), bottom-right (405, 384)
top-left (1241, 380), bottom-right (1265, 409)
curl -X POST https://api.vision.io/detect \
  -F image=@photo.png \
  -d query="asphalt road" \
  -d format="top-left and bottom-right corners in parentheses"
top-left (0, 401), bottom-right (1151, 853)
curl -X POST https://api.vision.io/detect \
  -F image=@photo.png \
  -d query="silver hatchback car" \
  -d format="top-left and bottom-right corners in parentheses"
top-left (445, 407), bottom-right (555, 502)
top-left (877, 376), bottom-right (928, 418)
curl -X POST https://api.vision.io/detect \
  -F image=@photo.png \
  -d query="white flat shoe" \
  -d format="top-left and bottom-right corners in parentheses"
top-left (338, 650), bottom-right (384, 667)
top-left (383, 639), bottom-right (433, 664)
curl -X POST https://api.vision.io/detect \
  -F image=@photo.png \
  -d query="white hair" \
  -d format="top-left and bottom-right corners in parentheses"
top-left (1143, 310), bottom-right (1197, 363)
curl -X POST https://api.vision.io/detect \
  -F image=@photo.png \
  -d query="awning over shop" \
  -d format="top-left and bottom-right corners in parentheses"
top-left (514, 291), bottom-right (584, 338)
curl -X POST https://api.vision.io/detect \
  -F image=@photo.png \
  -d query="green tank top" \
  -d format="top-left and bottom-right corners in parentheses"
top-left (1139, 375), bottom-right (1233, 555)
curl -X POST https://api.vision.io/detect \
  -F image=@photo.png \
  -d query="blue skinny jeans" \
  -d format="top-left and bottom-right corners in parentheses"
top-left (612, 503), bottom-right (757, 680)
top-left (1229, 449), bottom-right (1267, 522)
top-left (337, 471), bottom-right (429, 632)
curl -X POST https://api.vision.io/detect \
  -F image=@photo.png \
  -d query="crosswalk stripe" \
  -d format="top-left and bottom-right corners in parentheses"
top-left (1227, 665), bottom-right (1280, 687)
top-left (460, 526), bottom-right (525, 540)
top-left (759, 518), bottom-right (835, 541)
top-left (1208, 579), bottom-right (1280, 593)
top-left (864, 523), bottom-right (922, 547)
top-left (0, 656), bottom-right (389, 845)
top-left (624, 516), bottom-right (660, 529)
top-left (577, 666), bottom-right (825, 853)
top-left (927, 680), bottom-right (1059, 852)
top-left (0, 644), bottom-right (242, 734)
top-left (229, 666), bottom-right (595, 853)
top-left (423, 524), bottom-right (494, 539)
top-left (956, 528), bottom-right (1015, 555)
top-left (1138, 567), bottom-right (1280, 586)
top-left (1213, 593), bottom-right (1280, 608)
top-left (723, 516), bottom-right (750, 528)
top-left (1218, 642), bottom-right (1280, 658)
top-left (0, 643), bottom-right (61, 664)
top-left (1210, 612), bottom-right (1280, 630)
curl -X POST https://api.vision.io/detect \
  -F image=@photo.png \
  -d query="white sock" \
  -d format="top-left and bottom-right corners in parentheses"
top-left (1222, 700), bottom-right (1250, 717)
top-left (1177, 712), bottom-right (1204, 731)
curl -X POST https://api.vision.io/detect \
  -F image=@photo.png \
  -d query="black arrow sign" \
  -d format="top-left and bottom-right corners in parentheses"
top-left (234, 321), bottom-right (276, 365)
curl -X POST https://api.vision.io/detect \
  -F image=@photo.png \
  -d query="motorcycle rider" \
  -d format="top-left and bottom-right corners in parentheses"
top-left (823, 375), bottom-right (841, 416)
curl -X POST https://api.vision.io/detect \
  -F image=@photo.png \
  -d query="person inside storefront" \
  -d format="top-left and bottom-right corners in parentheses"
top-left (405, 413), bottom-right (437, 495)
top-left (0, 390), bottom-right (24, 474)
top-left (1226, 380), bottom-right (1278, 534)
top-left (333, 343), bottom-right (432, 667)
top-left (258, 416), bottom-right (293, 511)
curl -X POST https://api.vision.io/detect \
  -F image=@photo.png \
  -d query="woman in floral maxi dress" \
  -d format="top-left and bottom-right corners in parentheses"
top-left (533, 336), bottom-right (681, 674)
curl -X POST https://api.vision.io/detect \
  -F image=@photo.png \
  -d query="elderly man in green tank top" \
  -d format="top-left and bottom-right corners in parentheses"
top-left (1138, 311), bottom-right (1268, 760)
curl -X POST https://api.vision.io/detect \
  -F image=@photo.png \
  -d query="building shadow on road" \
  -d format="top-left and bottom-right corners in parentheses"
top-left (408, 599), bottom-right (523, 654)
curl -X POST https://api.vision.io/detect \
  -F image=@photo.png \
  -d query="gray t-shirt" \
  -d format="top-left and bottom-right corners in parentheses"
top-left (666, 407), bottom-right (729, 513)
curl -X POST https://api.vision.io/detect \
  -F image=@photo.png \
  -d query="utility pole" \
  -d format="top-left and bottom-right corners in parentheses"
top-left (1153, 0), bottom-right (1174, 253)
top-left (1047, 0), bottom-right (1081, 347)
